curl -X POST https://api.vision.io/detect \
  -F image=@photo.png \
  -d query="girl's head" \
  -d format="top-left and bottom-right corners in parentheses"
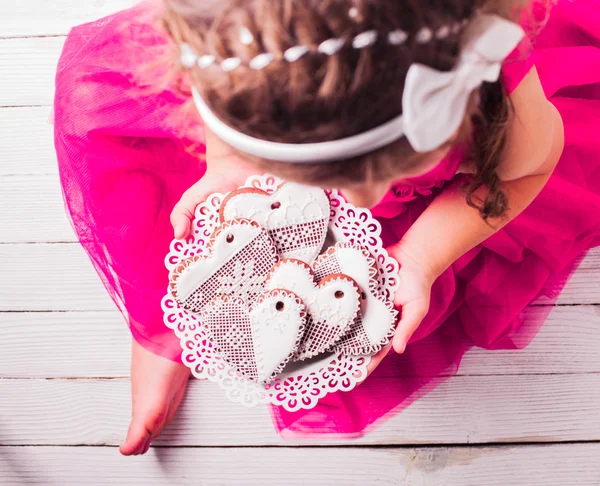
top-left (163, 0), bottom-right (531, 216)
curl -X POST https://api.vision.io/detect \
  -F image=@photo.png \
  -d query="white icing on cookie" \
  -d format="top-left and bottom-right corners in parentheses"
top-left (222, 183), bottom-right (329, 228)
top-left (201, 290), bottom-right (306, 384)
top-left (220, 183), bottom-right (330, 264)
top-left (176, 222), bottom-right (261, 300)
top-left (251, 291), bottom-right (306, 383)
top-left (314, 242), bottom-right (398, 355)
top-left (265, 259), bottom-right (360, 361)
top-left (332, 246), bottom-right (394, 345)
top-left (170, 219), bottom-right (278, 313)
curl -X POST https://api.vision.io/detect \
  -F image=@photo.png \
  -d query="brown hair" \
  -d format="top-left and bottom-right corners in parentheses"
top-left (163, 0), bottom-right (533, 219)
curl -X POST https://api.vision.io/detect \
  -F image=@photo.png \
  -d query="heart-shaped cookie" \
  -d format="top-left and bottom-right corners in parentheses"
top-left (170, 218), bottom-right (278, 313)
top-left (265, 259), bottom-right (360, 361)
top-left (200, 289), bottom-right (307, 384)
top-left (313, 242), bottom-right (398, 356)
top-left (220, 183), bottom-right (330, 264)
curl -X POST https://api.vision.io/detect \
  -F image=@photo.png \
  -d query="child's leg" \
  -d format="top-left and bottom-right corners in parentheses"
top-left (120, 339), bottom-right (190, 456)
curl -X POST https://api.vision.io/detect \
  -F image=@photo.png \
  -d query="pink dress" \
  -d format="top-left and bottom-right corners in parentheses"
top-left (54, 0), bottom-right (600, 437)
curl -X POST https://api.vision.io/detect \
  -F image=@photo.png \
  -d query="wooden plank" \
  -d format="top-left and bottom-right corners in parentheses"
top-left (0, 379), bottom-right (278, 447)
top-left (0, 37), bottom-right (64, 107)
top-left (0, 175), bottom-right (74, 243)
top-left (0, 244), bottom-right (114, 311)
top-left (1, 373), bottom-right (600, 446)
top-left (2, 244), bottom-right (599, 312)
top-left (555, 249), bottom-right (600, 304)
top-left (0, 107), bottom-right (57, 175)
top-left (1, 306), bottom-right (599, 379)
top-left (0, 311), bottom-right (130, 378)
top-left (461, 305), bottom-right (600, 374)
top-left (1, 444), bottom-right (600, 486)
top-left (0, 0), bottom-right (138, 38)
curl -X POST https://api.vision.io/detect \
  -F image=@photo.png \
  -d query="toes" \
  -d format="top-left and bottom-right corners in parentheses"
top-left (120, 408), bottom-right (166, 456)
top-left (120, 437), bottom-right (146, 456)
top-left (141, 439), bottom-right (151, 455)
top-left (120, 419), bottom-right (150, 456)
top-left (126, 343), bottom-right (191, 457)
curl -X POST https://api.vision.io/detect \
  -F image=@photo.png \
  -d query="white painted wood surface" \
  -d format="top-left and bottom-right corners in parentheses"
top-left (1, 0), bottom-right (599, 484)
top-left (1, 444), bottom-right (600, 486)
top-left (0, 108), bottom-right (55, 175)
top-left (0, 244), bottom-right (114, 311)
top-left (0, 37), bottom-right (64, 106)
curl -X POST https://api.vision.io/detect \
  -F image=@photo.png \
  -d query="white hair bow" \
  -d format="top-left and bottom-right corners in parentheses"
top-left (191, 14), bottom-right (525, 163)
top-left (402, 14), bottom-right (525, 152)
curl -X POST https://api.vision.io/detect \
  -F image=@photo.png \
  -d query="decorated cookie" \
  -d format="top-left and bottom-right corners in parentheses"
top-left (313, 242), bottom-right (398, 356)
top-left (265, 259), bottom-right (361, 361)
top-left (220, 183), bottom-right (330, 264)
top-left (170, 218), bottom-right (278, 313)
top-left (200, 290), bottom-right (307, 384)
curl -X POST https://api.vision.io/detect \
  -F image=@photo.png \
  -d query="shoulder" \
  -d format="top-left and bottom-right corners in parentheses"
top-left (55, 3), bottom-right (170, 107)
top-left (57, 3), bottom-right (165, 76)
top-left (502, 34), bottom-right (537, 94)
top-left (495, 67), bottom-right (564, 181)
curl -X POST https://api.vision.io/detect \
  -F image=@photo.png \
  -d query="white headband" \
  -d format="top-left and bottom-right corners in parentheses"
top-left (190, 14), bottom-right (524, 162)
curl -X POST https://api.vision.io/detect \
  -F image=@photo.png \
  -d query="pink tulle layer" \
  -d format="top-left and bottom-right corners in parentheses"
top-left (54, 0), bottom-right (600, 437)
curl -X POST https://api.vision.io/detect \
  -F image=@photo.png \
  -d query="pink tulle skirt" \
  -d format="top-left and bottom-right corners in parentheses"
top-left (54, 0), bottom-right (600, 437)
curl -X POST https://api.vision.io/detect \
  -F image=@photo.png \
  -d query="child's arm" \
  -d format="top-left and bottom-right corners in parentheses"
top-left (388, 67), bottom-right (565, 351)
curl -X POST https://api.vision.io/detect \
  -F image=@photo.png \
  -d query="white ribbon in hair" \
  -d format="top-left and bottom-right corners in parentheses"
top-left (192, 14), bottom-right (525, 162)
top-left (402, 15), bottom-right (525, 152)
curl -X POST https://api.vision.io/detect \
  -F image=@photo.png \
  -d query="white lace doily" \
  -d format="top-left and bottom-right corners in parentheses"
top-left (162, 175), bottom-right (400, 411)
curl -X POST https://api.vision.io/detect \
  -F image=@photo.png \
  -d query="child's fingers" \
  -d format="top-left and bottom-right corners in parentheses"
top-left (170, 212), bottom-right (192, 240)
top-left (170, 176), bottom-right (243, 239)
top-left (170, 184), bottom-right (209, 239)
top-left (392, 302), bottom-right (427, 354)
top-left (170, 178), bottom-right (221, 239)
top-left (366, 343), bottom-right (393, 375)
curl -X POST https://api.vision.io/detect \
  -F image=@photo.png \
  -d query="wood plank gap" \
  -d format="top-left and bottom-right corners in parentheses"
top-left (0, 105), bottom-right (49, 110)
top-left (0, 242), bottom-right (81, 247)
top-left (4, 368), bottom-right (600, 382)
top-left (146, 439), bottom-right (600, 448)
top-left (0, 310), bottom-right (112, 313)
top-left (0, 105), bottom-right (48, 108)
top-left (0, 173), bottom-right (56, 177)
top-left (532, 304), bottom-right (600, 307)
top-left (0, 35), bottom-right (66, 40)
top-left (0, 377), bottom-right (129, 381)
top-left (4, 439), bottom-right (600, 449)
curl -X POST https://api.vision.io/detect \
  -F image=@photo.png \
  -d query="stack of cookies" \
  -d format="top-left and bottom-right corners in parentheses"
top-left (169, 182), bottom-right (397, 384)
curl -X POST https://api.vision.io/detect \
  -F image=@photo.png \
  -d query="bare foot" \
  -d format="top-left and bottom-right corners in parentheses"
top-left (119, 340), bottom-right (190, 456)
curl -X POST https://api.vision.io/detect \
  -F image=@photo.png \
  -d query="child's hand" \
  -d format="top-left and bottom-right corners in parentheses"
top-left (170, 168), bottom-right (248, 239)
top-left (365, 343), bottom-right (393, 377)
top-left (387, 243), bottom-right (435, 354)
top-left (170, 129), bottom-right (258, 239)
top-left (363, 244), bottom-right (435, 379)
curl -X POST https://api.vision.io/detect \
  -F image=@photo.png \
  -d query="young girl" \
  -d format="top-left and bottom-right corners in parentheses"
top-left (54, 0), bottom-right (600, 455)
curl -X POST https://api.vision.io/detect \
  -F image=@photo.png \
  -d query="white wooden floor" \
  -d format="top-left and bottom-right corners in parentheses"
top-left (1, 2), bottom-right (600, 485)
